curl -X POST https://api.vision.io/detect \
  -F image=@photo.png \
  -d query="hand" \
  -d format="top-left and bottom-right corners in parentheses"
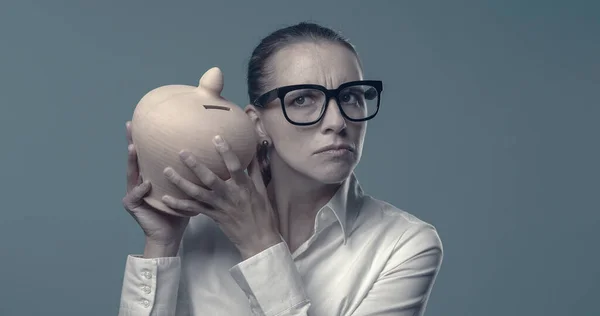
top-left (161, 135), bottom-right (281, 260)
top-left (121, 121), bottom-right (190, 257)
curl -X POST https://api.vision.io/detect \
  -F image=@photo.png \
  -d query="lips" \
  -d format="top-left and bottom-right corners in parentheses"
top-left (314, 144), bottom-right (355, 154)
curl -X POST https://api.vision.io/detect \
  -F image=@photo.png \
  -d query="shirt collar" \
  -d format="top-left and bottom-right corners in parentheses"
top-left (321, 172), bottom-right (365, 245)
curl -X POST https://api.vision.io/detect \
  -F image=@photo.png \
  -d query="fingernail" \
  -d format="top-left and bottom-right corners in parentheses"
top-left (179, 150), bottom-right (190, 159)
top-left (179, 151), bottom-right (196, 165)
top-left (162, 195), bottom-right (172, 203)
top-left (213, 135), bottom-right (224, 145)
top-left (164, 167), bottom-right (174, 177)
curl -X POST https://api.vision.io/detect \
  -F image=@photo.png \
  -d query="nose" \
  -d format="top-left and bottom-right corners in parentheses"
top-left (319, 98), bottom-right (346, 133)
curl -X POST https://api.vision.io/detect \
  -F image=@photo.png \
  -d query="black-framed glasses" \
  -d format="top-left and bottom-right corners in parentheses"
top-left (252, 80), bottom-right (383, 126)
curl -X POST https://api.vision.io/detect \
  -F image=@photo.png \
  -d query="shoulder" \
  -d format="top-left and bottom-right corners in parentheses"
top-left (358, 195), bottom-right (443, 257)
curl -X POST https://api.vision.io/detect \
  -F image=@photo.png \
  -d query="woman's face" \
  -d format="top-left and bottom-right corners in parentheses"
top-left (248, 41), bottom-right (367, 184)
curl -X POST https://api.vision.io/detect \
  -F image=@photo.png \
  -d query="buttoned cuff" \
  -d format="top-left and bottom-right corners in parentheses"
top-left (119, 255), bottom-right (181, 315)
top-left (229, 242), bottom-right (309, 316)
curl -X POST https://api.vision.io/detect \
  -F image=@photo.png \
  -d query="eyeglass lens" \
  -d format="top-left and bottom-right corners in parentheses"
top-left (282, 84), bottom-right (378, 123)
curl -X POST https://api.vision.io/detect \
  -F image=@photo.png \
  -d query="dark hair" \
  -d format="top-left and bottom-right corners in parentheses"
top-left (247, 21), bottom-right (361, 104)
top-left (247, 22), bottom-right (361, 186)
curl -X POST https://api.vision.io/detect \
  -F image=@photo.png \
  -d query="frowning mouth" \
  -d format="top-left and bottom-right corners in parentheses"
top-left (314, 144), bottom-right (355, 154)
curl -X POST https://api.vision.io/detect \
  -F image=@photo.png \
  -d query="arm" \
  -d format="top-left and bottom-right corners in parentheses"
top-left (229, 241), bottom-right (311, 316)
top-left (118, 244), bottom-right (191, 316)
top-left (350, 224), bottom-right (443, 316)
top-left (228, 224), bottom-right (443, 316)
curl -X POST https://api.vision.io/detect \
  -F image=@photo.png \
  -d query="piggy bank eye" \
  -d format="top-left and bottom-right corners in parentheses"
top-left (203, 105), bottom-right (231, 111)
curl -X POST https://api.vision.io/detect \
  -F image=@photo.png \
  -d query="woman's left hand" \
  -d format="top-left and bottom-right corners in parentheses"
top-left (161, 135), bottom-right (281, 260)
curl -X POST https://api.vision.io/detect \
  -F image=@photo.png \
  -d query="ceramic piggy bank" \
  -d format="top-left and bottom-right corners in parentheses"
top-left (131, 67), bottom-right (258, 217)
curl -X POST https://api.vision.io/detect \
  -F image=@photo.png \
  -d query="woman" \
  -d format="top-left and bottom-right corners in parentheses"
top-left (118, 22), bottom-right (443, 316)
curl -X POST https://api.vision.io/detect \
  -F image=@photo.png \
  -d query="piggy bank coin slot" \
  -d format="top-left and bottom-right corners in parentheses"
top-left (203, 105), bottom-right (231, 111)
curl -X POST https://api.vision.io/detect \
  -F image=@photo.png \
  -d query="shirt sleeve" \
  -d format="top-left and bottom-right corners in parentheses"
top-left (118, 254), bottom-right (190, 316)
top-left (350, 224), bottom-right (444, 316)
top-left (228, 224), bottom-right (442, 316)
top-left (229, 242), bottom-right (311, 316)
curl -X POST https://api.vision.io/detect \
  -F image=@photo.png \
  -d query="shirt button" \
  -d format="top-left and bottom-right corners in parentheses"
top-left (142, 285), bottom-right (151, 294)
top-left (141, 299), bottom-right (150, 308)
top-left (142, 271), bottom-right (152, 279)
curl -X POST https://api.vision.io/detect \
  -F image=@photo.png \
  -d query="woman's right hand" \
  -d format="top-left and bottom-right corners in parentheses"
top-left (122, 121), bottom-right (190, 258)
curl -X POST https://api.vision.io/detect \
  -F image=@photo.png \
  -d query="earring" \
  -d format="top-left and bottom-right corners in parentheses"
top-left (257, 139), bottom-right (272, 186)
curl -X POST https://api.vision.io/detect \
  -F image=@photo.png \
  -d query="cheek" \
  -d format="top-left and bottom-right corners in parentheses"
top-left (274, 127), bottom-right (311, 155)
top-left (348, 122), bottom-right (367, 142)
top-left (263, 113), bottom-right (310, 155)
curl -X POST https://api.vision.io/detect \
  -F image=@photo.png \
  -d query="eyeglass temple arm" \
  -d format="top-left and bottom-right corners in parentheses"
top-left (253, 89), bottom-right (280, 107)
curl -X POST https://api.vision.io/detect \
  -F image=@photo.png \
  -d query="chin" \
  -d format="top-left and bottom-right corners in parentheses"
top-left (307, 161), bottom-right (356, 184)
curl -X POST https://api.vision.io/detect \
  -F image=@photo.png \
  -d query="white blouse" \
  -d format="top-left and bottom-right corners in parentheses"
top-left (118, 173), bottom-right (443, 316)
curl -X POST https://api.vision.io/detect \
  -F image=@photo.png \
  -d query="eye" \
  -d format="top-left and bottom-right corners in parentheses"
top-left (286, 91), bottom-right (319, 107)
top-left (294, 96), bottom-right (307, 105)
top-left (340, 92), bottom-right (358, 104)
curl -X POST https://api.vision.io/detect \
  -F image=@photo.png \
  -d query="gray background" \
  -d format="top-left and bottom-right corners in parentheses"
top-left (0, 0), bottom-right (598, 315)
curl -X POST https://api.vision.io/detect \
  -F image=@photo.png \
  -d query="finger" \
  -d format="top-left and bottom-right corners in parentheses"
top-left (127, 144), bottom-right (141, 192)
top-left (163, 167), bottom-right (222, 208)
top-left (213, 135), bottom-right (247, 185)
top-left (178, 150), bottom-right (227, 192)
top-left (247, 153), bottom-right (267, 196)
top-left (162, 195), bottom-right (221, 219)
top-left (126, 121), bottom-right (133, 145)
top-left (123, 181), bottom-right (151, 210)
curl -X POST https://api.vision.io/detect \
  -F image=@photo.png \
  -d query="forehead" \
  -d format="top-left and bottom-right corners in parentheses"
top-left (266, 41), bottom-right (363, 90)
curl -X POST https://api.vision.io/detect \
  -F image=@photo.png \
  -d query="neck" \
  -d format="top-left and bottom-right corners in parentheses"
top-left (266, 152), bottom-right (341, 243)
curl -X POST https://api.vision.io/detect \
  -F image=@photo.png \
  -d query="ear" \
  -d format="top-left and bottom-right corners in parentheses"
top-left (245, 104), bottom-right (269, 140)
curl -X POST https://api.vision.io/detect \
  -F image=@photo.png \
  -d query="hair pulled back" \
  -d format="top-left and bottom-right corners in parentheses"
top-left (247, 22), bottom-right (360, 186)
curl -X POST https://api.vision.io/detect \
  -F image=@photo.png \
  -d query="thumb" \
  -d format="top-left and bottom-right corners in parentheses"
top-left (123, 181), bottom-right (151, 210)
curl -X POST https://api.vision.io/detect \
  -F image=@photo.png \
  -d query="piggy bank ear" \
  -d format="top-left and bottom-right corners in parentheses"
top-left (197, 67), bottom-right (224, 96)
